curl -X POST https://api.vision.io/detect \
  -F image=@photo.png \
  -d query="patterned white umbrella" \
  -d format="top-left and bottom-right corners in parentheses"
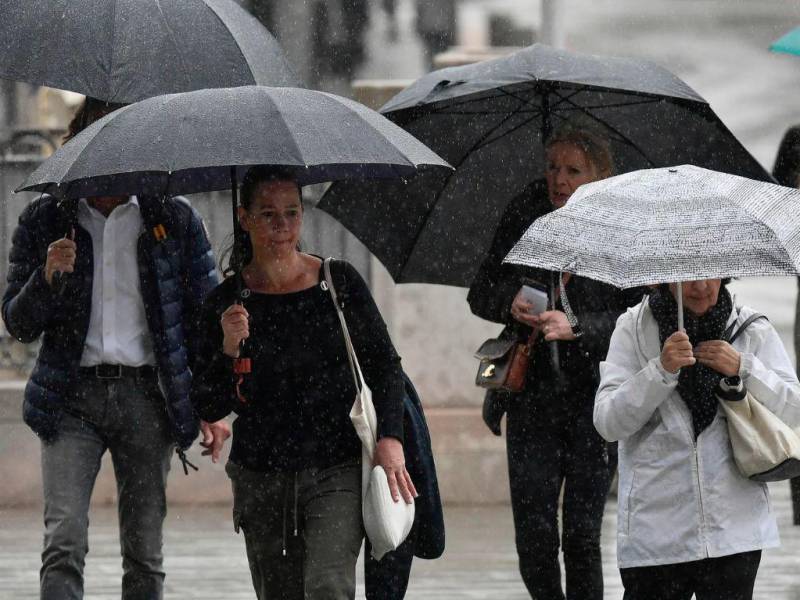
top-left (504, 164), bottom-right (800, 327)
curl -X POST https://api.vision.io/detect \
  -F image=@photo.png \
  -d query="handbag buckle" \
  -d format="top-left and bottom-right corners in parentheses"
top-left (481, 363), bottom-right (496, 379)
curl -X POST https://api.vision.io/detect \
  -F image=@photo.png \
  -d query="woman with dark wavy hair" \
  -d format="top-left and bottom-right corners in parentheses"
top-left (191, 166), bottom-right (415, 600)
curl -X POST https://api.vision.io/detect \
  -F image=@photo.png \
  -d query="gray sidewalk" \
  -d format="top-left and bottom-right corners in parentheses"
top-left (2, 482), bottom-right (799, 599)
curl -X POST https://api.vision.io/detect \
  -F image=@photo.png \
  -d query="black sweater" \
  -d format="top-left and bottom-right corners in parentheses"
top-left (191, 259), bottom-right (404, 473)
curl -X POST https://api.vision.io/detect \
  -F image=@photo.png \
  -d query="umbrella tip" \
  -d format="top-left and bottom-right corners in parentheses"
top-left (668, 168), bottom-right (678, 173)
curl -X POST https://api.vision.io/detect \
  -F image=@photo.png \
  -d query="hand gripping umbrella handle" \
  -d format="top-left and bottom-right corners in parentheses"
top-left (52, 227), bottom-right (75, 296)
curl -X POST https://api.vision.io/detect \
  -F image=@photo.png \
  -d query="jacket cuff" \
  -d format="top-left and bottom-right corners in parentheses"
top-left (377, 422), bottom-right (404, 444)
top-left (716, 376), bottom-right (746, 402)
top-left (653, 357), bottom-right (680, 385)
top-left (377, 393), bottom-right (404, 444)
top-left (28, 266), bottom-right (56, 302)
top-left (739, 352), bottom-right (754, 380)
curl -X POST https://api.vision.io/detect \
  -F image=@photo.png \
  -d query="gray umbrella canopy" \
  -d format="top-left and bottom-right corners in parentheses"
top-left (504, 165), bottom-right (800, 289)
top-left (17, 86), bottom-right (451, 198)
top-left (0, 0), bottom-right (298, 103)
top-left (319, 44), bottom-right (772, 287)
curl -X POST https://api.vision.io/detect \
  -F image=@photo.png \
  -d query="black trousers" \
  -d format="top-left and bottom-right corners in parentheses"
top-left (620, 551), bottom-right (762, 600)
top-left (506, 397), bottom-right (612, 600)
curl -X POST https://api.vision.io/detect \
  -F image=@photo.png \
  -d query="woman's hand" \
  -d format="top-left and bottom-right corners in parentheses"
top-left (510, 289), bottom-right (542, 328)
top-left (221, 304), bottom-right (250, 358)
top-left (694, 340), bottom-right (741, 377)
top-left (660, 331), bottom-right (695, 373)
top-left (374, 437), bottom-right (417, 504)
top-left (538, 310), bottom-right (576, 341)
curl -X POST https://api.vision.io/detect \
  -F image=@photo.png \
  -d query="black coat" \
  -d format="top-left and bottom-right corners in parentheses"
top-left (468, 180), bottom-right (645, 402)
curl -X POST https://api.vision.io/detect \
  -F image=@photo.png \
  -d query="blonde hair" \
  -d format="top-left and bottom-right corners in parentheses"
top-left (545, 120), bottom-right (614, 177)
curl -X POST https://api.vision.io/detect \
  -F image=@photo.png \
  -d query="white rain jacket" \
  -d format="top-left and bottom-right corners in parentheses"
top-left (595, 297), bottom-right (800, 569)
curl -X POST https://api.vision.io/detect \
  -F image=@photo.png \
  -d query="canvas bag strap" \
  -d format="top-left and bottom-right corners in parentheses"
top-left (323, 258), bottom-right (365, 391)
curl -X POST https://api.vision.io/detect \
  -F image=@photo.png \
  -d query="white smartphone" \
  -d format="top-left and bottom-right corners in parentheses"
top-left (518, 284), bottom-right (549, 315)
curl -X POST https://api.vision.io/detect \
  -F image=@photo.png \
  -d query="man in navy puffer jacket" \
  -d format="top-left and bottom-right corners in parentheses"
top-left (1, 94), bottom-right (227, 600)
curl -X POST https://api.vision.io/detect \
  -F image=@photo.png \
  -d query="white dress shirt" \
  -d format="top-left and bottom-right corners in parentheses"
top-left (78, 197), bottom-right (156, 367)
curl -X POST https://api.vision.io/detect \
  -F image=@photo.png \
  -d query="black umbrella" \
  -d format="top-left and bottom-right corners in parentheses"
top-left (318, 43), bottom-right (773, 287)
top-left (18, 86), bottom-right (450, 198)
top-left (18, 84), bottom-right (450, 381)
top-left (0, 0), bottom-right (298, 103)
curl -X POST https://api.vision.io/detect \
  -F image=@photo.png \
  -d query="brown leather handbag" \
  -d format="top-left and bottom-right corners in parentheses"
top-left (474, 334), bottom-right (536, 393)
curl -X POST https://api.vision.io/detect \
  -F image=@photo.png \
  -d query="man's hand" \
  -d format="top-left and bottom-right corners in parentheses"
top-left (660, 331), bottom-right (696, 374)
top-left (199, 419), bottom-right (232, 463)
top-left (694, 340), bottom-right (741, 377)
top-left (45, 233), bottom-right (76, 286)
top-left (374, 437), bottom-right (417, 504)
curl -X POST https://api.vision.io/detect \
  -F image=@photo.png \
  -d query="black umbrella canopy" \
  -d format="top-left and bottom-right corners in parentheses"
top-left (319, 44), bottom-right (773, 287)
top-left (17, 86), bottom-right (452, 199)
top-left (0, 0), bottom-right (298, 103)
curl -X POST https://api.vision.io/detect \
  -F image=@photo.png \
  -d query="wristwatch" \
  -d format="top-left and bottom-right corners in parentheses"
top-left (722, 375), bottom-right (742, 387)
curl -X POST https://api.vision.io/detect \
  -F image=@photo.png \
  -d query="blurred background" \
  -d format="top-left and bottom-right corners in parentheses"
top-left (1, 0), bottom-right (800, 508)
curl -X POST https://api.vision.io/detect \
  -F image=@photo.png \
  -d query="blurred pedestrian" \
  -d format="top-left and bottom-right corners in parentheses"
top-left (595, 278), bottom-right (800, 600)
top-left (469, 121), bottom-right (641, 599)
top-left (1, 97), bottom-right (225, 600)
top-left (416, 0), bottom-right (457, 69)
top-left (191, 167), bottom-right (415, 599)
top-left (773, 124), bottom-right (800, 525)
top-left (382, 0), bottom-right (399, 43)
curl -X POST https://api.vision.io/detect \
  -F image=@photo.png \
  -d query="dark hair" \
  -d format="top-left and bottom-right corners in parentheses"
top-left (773, 125), bottom-right (800, 188)
top-left (63, 97), bottom-right (126, 144)
top-left (545, 119), bottom-right (614, 177)
top-left (221, 166), bottom-right (303, 277)
top-left (650, 278), bottom-right (733, 296)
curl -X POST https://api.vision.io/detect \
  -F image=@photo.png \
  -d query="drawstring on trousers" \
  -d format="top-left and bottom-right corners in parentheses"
top-left (294, 472), bottom-right (299, 536)
top-left (281, 472), bottom-right (300, 557)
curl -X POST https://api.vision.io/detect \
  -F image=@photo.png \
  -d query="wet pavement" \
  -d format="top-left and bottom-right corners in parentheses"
top-left (1, 481), bottom-right (799, 599)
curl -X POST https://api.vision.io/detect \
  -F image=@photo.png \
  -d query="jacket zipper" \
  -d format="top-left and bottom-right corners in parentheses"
top-left (678, 407), bottom-right (708, 557)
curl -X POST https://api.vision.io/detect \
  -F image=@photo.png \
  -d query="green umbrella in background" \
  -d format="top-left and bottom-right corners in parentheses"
top-left (770, 27), bottom-right (800, 56)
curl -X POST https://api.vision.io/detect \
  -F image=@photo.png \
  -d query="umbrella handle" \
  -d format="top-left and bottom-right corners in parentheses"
top-left (676, 281), bottom-right (684, 331)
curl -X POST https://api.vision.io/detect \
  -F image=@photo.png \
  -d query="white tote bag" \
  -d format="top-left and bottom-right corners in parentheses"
top-left (323, 259), bottom-right (414, 560)
top-left (717, 312), bottom-right (800, 483)
top-left (720, 392), bottom-right (800, 482)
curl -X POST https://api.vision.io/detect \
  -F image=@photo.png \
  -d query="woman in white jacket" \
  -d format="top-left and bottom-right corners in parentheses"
top-left (595, 279), bottom-right (800, 600)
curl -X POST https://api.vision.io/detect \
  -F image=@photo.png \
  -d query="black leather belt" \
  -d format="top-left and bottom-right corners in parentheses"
top-left (78, 364), bottom-right (158, 380)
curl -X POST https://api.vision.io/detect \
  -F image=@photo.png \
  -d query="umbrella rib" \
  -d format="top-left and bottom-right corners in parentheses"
top-left (559, 98), bottom-right (665, 112)
top-left (202, 0), bottom-right (257, 85)
top-left (397, 89), bottom-right (540, 279)
top-left (107, 0), bottom-right (121, 101)
top-left (425, 108), bottom-right (542, 116)
top-left (549, 88), bottom-right (658, 167)
top-left (151, 0), bottom-right (194, 92)
top-left (418, 81), bottom-right (540, 115)
top-left (472, 111), bottom-right (543, 152)
top-left (404, 79), bottom-right (697, 122)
